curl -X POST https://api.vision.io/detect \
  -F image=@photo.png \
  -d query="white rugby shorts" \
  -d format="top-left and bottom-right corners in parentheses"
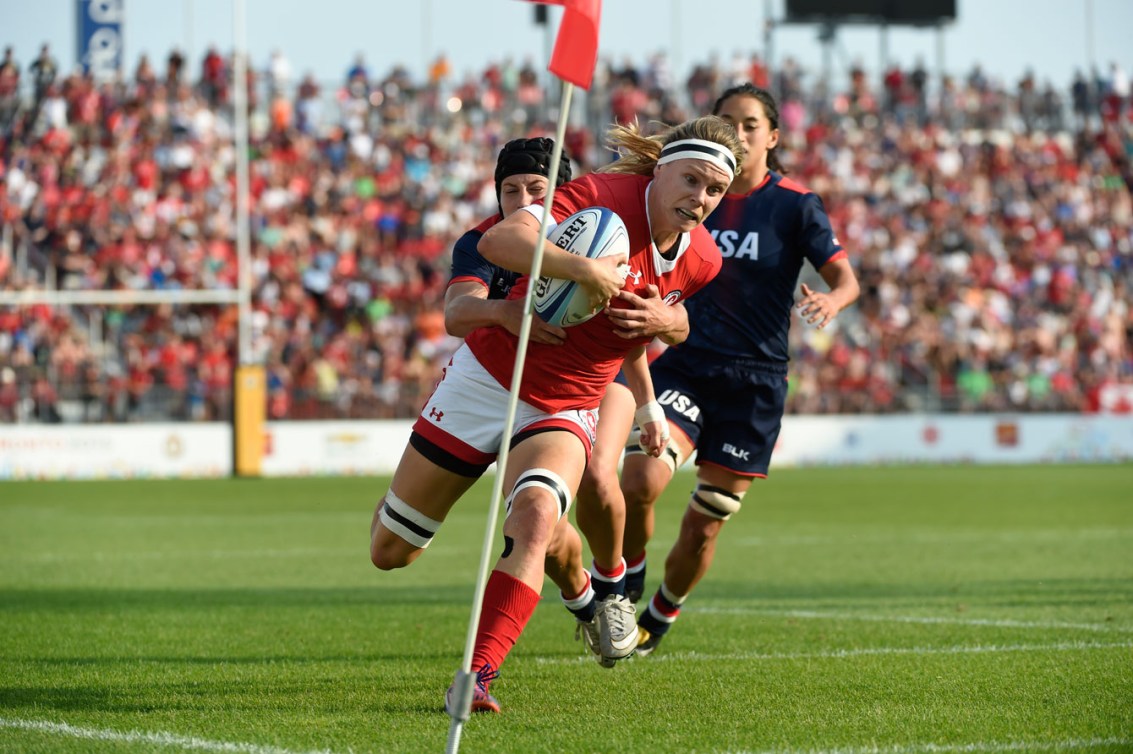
top-left (412, 344), bottom-right (599, 468)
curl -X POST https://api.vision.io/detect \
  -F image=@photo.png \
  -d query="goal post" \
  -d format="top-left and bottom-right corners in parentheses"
top-left (234, 365), bottom-right (266, 476)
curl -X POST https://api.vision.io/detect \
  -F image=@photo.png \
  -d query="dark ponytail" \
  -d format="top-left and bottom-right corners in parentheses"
top-left (712, 83), bottom-right (787, 175)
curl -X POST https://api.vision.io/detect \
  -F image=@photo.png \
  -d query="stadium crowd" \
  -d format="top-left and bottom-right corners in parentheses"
top-left (0, 44), bottom-right (1130, 423)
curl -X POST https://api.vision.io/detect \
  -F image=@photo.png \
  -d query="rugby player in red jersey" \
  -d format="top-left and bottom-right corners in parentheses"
top-left (446, 137), bottom-right (688, 672)
top-left (369, 115), bottom-right (744, 712)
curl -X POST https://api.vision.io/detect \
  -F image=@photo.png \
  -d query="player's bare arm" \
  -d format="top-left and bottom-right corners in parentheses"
top-left (607, 285), bottom-right (689, 344)
top-left (478, 210), bottom-right (591, 279)
top-left (797, 257), bottom-right (860, 329)
top-left (443, 280), bottom-right (491, 337)
top-left (444, 281), bottom-right (566, 345)
top-left (479, 210), bottom-right (626, 309)
top-left (620, 345), bottom-right (668, 457)
top-left (475, 209), bottom-right (625, 301)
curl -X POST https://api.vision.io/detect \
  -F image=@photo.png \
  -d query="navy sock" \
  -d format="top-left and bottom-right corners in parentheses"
top-left (590, 558), bottom-right (626, 600)
top-left (638, 583), bottom-right (684, 637)
top-left (561, 574), bottom-right (597, 622)
top-left (625, 552), bottom-right (646, 601)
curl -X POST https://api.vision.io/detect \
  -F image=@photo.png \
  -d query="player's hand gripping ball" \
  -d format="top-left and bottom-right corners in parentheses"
top-left (533, 206), bottom-right (630, 327)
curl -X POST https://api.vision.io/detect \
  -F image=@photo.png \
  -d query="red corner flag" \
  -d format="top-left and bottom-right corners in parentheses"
top-left (524, 0), bottom-right (602, 90)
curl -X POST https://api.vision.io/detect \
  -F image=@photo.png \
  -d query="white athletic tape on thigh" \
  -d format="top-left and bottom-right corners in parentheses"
top-left (689, 484), bottom-right (744, 521)
top-left (624, 428), bottom-right (685, 473)
top-left (379, 489), bottom-right (442, 549)
top-left (506, 467), bottom-right (573, 521)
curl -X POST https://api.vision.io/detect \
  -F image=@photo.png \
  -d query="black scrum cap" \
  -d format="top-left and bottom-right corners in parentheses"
top-left (494, 137), bottom-right (572, 200)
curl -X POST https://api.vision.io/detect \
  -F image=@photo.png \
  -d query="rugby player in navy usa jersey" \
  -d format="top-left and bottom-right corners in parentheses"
top-left (612, 84), bottom-right (861, 656)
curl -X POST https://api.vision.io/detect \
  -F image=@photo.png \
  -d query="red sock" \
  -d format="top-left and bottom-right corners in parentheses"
top-left (592, 558), bottom-right (626, 580)
top-left (471, 570), bottom-right (541, 680)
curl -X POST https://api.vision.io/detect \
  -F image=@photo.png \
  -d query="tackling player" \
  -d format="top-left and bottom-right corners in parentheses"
top-left (445, 138), bottom-right (574, 347)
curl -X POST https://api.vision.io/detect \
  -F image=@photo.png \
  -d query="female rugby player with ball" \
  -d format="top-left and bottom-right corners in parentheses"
top-left (368, 115), bottom-right (743, 713)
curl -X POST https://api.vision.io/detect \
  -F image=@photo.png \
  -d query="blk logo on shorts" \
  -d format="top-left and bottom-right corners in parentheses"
top-left (722, 443), bottom-right (750, 461)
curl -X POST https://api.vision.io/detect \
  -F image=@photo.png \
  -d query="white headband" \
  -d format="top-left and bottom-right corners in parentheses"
top-left (657, 138), bottom-right (737, 178)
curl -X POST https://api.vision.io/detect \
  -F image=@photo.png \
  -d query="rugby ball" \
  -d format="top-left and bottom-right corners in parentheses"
top-left (534, 206), bottom-right (630, 327)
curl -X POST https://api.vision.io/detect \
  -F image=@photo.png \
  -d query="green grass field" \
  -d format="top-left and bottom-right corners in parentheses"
top-left (1, 465), bottom-right (1131, 754)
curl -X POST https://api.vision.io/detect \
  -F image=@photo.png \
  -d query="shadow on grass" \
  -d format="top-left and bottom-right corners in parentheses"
top-left (0, 675), bottom-right (447, 716)
top-left (4, 650), bottom-right (462, 666)
top-left (0, 685), bottom-right (115, 712)
top-left (0, 584), bottom-right (475, 612)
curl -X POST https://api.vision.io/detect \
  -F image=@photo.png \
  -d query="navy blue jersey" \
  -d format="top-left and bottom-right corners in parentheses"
top-left (448, 214), bottom-right (518, 300)
top-left (685, 171), bottom-right (846, 362)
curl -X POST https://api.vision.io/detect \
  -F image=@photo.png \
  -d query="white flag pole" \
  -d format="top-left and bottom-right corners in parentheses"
top-left (445, 79), bottom-right (575, 754)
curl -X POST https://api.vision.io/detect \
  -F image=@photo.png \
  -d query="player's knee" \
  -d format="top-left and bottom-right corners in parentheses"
top-left (370, 536), bottom-right (412, 571)
top-left (370, 520), bottom-right (417, 570)
top-left (576, 463), bottom-right (601, 501)
top-left (502, 502), bottom-right (558, 554)
top-left (505, 468), bottom-right (573, 549)
top-left (621, 459), bottom-right (670, 511)
top-left (688, 484), bottom-right (745, 522)
top-left (578, 461), bottom-right (619, 507)
top-left (371, 491), bottom-right (440, 570)
top-left (678, 506), bottom-right (722, 548)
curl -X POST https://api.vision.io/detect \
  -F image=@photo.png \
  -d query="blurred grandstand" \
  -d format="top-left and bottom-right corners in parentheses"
top-left (0, 45), bottom-right (1130, 424)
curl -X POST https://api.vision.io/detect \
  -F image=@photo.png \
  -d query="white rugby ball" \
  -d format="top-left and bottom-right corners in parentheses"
top-left (534, 206), bottom-right (630, 327)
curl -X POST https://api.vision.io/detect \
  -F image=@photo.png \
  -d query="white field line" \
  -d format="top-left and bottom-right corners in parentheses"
top-left (0, 717), bottom-right (335, 754)
top-left (734, 736), bottom-right (1133, 754)
top-left (2, 718), bottom-right (1126, 754)
top-left (535, 639), bottom-right (1133, 665)
top-left (691, 607), bottom-right (1133, 633)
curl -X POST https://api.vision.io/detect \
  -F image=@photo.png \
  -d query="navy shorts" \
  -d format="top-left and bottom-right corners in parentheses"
top-left (645, 347), bottom-right (788, 477)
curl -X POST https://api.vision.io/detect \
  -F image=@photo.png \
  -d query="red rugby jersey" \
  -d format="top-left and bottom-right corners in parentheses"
top-left (466, 173), bottom-right (722, 412)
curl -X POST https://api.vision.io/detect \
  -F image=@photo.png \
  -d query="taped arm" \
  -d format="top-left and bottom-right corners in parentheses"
top-left (621, 345), bottom-right (668, 457)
